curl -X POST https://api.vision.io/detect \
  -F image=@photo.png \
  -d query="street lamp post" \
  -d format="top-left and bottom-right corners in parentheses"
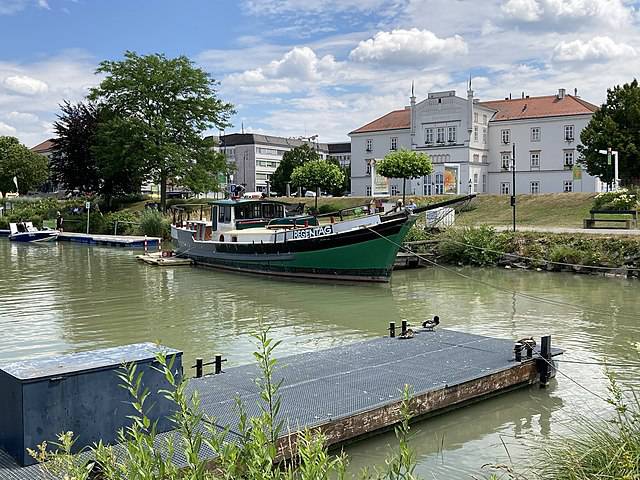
top-left (598, 148), bottom-right (619, 191)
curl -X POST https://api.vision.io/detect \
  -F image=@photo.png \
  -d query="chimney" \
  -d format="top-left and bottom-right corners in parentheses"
top-left (521, 91), bottom-right (525, 99)
top-left (509, 93), bottom-right (512, 100)
top-left (558, 88), bottom-right (566, 99)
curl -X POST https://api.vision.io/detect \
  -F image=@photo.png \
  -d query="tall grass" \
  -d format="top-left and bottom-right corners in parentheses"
top-left (139, 208), bottom-right (171, 238)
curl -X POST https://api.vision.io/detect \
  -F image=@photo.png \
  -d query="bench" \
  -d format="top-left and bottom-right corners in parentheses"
top-left (583, 209), bottom-right (638, 229)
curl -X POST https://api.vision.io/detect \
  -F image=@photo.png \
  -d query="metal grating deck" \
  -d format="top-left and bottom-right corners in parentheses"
top-left (1, 329), bottom-right (556, 479)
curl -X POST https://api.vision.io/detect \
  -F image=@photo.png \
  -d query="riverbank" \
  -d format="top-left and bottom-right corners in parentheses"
top-left (407, 226), bottom-right (640, 278)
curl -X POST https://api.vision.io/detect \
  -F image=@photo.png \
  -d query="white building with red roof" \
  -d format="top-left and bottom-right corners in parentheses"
top-left (349, 86), bottom-right (602, 196)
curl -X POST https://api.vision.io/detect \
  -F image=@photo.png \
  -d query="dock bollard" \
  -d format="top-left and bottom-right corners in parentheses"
top-left (514, 342), bottom-right (523, 362)
top-left (539, 336), bottom-right (552, 388)
top-left (401, 320), bottom-right (408, 337)
top-left (214, 355), bottom-right (227, 374)
top-left (195, 358), bottom-right (203, 378)
top-left (526, 344), bottom-right (533, 359)
top-left (389, 322), bottom-right (396, 338)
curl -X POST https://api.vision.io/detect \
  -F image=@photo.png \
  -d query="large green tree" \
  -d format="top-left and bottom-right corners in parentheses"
top-left (271, 144), bottom-right (319, 195)
top-left (51, 101), bottom-right (101, 193)
top-left (377, 149), bottom-right (432, 203)
top-left (88, 51), bottom-right (235, 211)
top-left (291, 159), bottom-right (345, 209)
top-left (0, 136), bottom-right (49, 198)
top-left (578, 79), bottom-right (640, 185)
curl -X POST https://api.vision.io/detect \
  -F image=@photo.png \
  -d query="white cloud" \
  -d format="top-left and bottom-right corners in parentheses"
top-left (553, 36), bottom-right (636, 62)
top-left (349, 29), bottom-right (467, 65)
top-left (0, 0), bottom-right (28, 14)
top-left (2, 75), bottom-right (49, 95)
top-left (4, 111), bottom-right (39, 123)
top-left (37, 0), bottom-right (49, 9)
top-left (0, 120), bottom-right (16, 135)
top-left (501, 0), bottom-right (543, 21)
top-left (243, 0), bottom-right (402, 14)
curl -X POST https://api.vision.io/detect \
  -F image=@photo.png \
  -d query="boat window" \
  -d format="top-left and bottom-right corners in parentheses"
top-left (224, 206), bottom-right (232, 223)
top-left (218, 206), bottom-right (225, 223)
top-left (262, 203), bottom-right (279, 219)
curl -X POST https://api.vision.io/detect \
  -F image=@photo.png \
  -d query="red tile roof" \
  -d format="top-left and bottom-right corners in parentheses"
top-left (31, 138), bottom-right (56, 153)
top-left (479, 95), bottom-right (598, 121)
top-left (350, 109), bottom-right (410, 134)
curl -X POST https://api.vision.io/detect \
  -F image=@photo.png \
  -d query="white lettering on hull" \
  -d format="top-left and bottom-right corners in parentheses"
top-left (290, 225), bottom-right (334, 240)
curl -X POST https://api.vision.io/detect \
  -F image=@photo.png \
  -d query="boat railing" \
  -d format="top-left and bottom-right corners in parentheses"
top-left (315, 204), bottom-right (374, 222)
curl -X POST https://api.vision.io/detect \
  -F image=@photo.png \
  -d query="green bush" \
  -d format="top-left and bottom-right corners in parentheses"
top-left (404, 225), bottom-right (430, 243)
top-left (139, 208), bottom-right (171, 238)
top-left (593, 188), bottom-right (639, 210)
top-left (437, 226), bottom-right (506, 266)
top-left (103, 211), bottom-right (140, 235)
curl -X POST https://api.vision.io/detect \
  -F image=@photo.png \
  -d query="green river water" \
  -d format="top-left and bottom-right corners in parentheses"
top-left (1, 239), bottom-right (639, 478)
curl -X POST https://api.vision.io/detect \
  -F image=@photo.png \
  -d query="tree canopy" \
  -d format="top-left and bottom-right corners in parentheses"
top-left (271, 144), bottom-right (320, 195)
top-left (377, 149), bottom-right (433, 202)
top-left (0, 136), bottom-right (49, 198)
top-left (578, 79), bottom-right (640, 185)
top-left (88, 51), bottom-right (235, 210)
top-left (291, 159), bottom-right (345, 209)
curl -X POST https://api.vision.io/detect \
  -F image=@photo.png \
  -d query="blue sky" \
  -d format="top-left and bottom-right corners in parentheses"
top-left (1, 0), bottom-right (639, 146)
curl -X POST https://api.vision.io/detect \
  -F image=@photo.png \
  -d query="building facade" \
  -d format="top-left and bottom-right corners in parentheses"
top-left (349, 87), bottom-right (601, 196)
top-left (210, 133), bottom-right (350, 194)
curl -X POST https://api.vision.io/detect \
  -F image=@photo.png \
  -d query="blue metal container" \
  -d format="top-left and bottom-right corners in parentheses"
top-left (0, 343), bottom-right (182, 466)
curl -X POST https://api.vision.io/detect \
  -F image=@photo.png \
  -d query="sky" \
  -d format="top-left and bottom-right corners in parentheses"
top-left (0, 0), bottom-right (639, 147)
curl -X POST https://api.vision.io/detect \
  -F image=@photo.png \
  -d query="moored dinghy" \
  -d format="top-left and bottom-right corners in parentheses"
top-left (9, 222), bottom-right (59, 242)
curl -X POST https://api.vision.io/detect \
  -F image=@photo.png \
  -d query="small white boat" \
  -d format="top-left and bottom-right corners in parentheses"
top-left (9, 222), bottom-right (59, 242)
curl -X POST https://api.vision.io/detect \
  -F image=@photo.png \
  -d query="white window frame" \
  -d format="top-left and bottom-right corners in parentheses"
top-left (501, 152), bottom-right (511, 169)
top-left (447, 126), bottom-right (457, 143)
top-left (530, 151), bottom-right (540, 169)
top-left (473, 125), bottom-right (478, 141)
top-left (390, 184), bottom-right (400, 196)
top-left (366, 138), bottom-right (373, 152)
top-left (564, 150), bottom-right (574, 167)
top-left (435, 173), bottom-right (444, 194)
top-left (501, 129), bottom-right (510, 144)
top-left (425, 128), bottom-right (433, 144)
top-left (564, 125), bottom-right (575, 141)
top-left (473, 153), bottom-right (479, 163)
top-left (436, 127), bottom-right (445, 143)
top-left (365, 185), bottom-right (372, 196)
top-left (474, 112), bottom-right (479, 123)
top-left (473, 173), bottom-right (479, 193)
top-left (390, 137), bottom-right (398, 150)
top-left (482, 174), bottom-right (487, 193)
top-left (530, 181), bottom-right (540, 194)
top-left (563, 180), bottom-right (573, 192)
top-left (482, 128), bottom-right (487, 144)
top-left (531, 127), bottom-right (541, 142)
top-left (500, 182), bottom-right (510, 195)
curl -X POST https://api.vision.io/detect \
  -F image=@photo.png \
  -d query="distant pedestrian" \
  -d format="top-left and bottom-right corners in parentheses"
top-left (56, 211), bottom-right (64, 232)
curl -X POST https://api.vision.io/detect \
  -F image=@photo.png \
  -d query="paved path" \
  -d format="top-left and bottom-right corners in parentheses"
top-left (494, 225), bottom-right (640, 236)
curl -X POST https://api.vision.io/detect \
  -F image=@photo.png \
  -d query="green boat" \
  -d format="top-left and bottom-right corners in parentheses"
top-left (171, 199), bottom-right (418, 282)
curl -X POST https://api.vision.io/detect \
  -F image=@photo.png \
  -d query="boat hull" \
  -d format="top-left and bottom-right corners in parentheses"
top-left (9, 232), bottom-right (59, 242)
top-left (173, 215), bottom-right (414, 282)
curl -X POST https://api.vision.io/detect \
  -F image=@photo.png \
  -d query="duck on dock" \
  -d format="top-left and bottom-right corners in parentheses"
top-left (399, 328), bottom-right (415, 339)
top-left (422, 315), bottom-right (440, 331)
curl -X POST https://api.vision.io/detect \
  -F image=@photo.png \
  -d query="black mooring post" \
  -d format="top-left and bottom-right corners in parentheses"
top-left (514, 342), bottom-right (523, 362)
top-left (195, 358), bottom-right (203, 378)
top-left (540, 335), bottom-right (552, 388)
top-left (526, 344), bottom-right (533, 359)
top-left (214, 355), bottom-right (223, 374)
top-left (389, 322), bottom-right (396, 338)
top-left (401, 320), bottom-right (408, 336)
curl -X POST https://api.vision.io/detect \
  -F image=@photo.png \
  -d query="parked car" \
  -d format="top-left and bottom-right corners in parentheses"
top-left (304, 190), bottom-right (316, 197)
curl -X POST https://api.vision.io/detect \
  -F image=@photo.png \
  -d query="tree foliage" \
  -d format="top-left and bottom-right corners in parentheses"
top-left (578, 79), bottom-right (640, 185)
top-left (291, 159), bottom-right (345, 209)
top-left (51, 101), bottom-right (101, 193)
top-left (88, 51), bottom-right (235, 210)
top-left (0, 136), bottom-right (49, 198)
top-left (377, 149), bottom-right (432, 202)
top-left (271, 144), bottom-right (319, 195)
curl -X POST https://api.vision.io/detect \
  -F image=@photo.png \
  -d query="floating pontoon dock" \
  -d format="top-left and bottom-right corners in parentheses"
top-left (57, 232), bottom-right (161, 249)
top-left (0, 329), bottom-right (560, 479)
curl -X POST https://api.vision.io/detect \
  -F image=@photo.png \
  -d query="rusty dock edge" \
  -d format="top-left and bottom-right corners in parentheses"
top-left (276, 361), bottom-right (540, 456)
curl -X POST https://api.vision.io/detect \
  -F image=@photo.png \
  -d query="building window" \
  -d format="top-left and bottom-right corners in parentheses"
top-left (447, 126), bottom-right (457, 143)
top-left (436, 127), bottom-right (445, 143)
top-left (500, 182), bottom-right (510, 195)
top-left (482, 154), bottom-right (487, 163)
top-left (390, 137), bottom-right (397, 150)
top-left (435, 173), bottom-right (444, 194)
top-left (501, 129), bottom-right (510, 144)
top-left (482, 128), bottom-right (487, 144)
top-left (530, 151), bottom-right (540, 169)
top-left (563, 180), bottom-right (573, 192)
top-left (501, 152), bottom-right (511, 169)
top-left (473, 126), bottom-right (478, 141)
top-left (564, 125), bottom-right (575, 141)
top-left (366, 162), bottom-right (372, 175)
top-left (531, 127), bottom-right (541, 142)
top-left (564, 150), bottom-right (574, 167)
top-left (530, 181), bottom-right (540, 194)
top-left (474, 112), bottom-right (479, 123)
top-left (391, 184), bottom-right (400, 196)
top-left (425, 128), bottom-right (433, 144)
top-left (482, 114), bottom-right (487, 124)
top-left (366, 139), bottom-right (373, 152)
top-left (473, 173), bottom-right (479, 193)
top-left (482, 174), bottom-right (487, 193)
top-left (473, 153), bottom-right (479, 162)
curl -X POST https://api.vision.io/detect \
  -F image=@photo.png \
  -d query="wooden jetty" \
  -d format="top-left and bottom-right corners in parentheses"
top-left (0, 329), bottom-right (560, 478)
top-left (57, 232), bottom-right (161, 249)
top-left (136, 252), bottom-right (193, 266)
